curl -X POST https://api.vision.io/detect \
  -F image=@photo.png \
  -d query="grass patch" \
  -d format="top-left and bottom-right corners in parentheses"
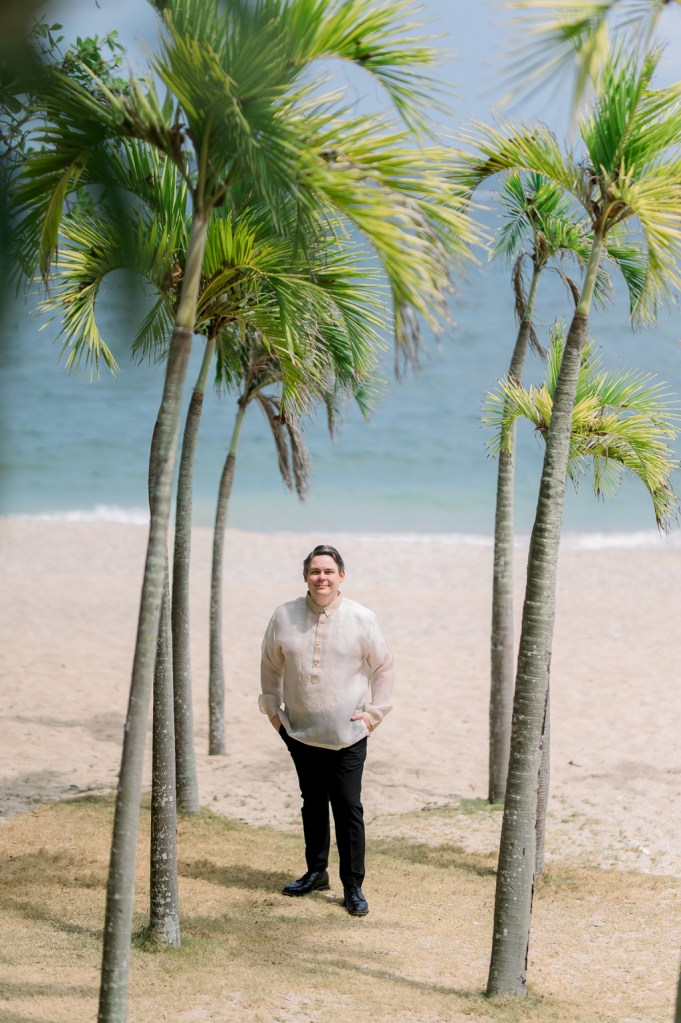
top-left (0, 795), bottom-right (678, 1023)
top-left (458, 798), bottom-right (505, 814)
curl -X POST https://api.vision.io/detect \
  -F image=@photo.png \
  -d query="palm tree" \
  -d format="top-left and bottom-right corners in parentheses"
top-left (486, 173), bottom-right (646, 815)
top-left (35, 141), bottom-right (190, 941)
top-left (505, 7), bottom-right (681, 1010)
top-left (453, 48), bottom-right (681, 996)
top-left (17, 4), bottom-right (476, 1017)
top-left (35, 137), bottom-right (200, 819)
top-left (487, 324), bottom-right (679, 874)
top-left (487, 170), bottom-right (612, 805)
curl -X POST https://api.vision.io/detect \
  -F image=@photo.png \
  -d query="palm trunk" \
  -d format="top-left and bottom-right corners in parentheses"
top-left (149, 568), bottom-right (180, 945)
top-left (208, 400), bottom-right (247, 756)
top-left (171, 335), bottom-right (216, 813)
top-left (534, 688), bottom-right (550, 877)
top-left (675, 960), bottom-right (681, 1023)
top-left (98, 208), bottom-right (209, 1023)
top-left (486, 236), bottom-right (604, 998)
top-left (489, 269), bottom-right (541, 804)
top-left (489, 445), bottom-right (517, 804)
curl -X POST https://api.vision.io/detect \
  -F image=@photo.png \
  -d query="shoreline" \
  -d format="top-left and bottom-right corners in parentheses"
top-left (2, 510), bottom-right (679, 550)
top-left (1, 519), bottom-right (680, 877)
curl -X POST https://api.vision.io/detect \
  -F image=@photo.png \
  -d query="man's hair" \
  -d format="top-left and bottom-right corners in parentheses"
top-left (303, 544), bottom-right (345, 577)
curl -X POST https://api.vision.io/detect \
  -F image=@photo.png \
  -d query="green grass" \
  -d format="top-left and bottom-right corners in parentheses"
top-left (458, 797), bottom-right (505, 814)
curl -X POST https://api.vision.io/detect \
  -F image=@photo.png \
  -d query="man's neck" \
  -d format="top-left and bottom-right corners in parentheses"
top-left (307, 590), bottom-right (342, 613)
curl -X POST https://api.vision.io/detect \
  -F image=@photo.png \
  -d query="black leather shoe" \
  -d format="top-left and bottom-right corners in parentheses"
top-left (282, 870), bottom-right (330, 896)
top-left (343, 885), bottom-right (369, 916)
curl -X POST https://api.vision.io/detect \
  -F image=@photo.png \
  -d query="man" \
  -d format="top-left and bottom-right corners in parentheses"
top-left (259, 543), bottom-right (394, 916)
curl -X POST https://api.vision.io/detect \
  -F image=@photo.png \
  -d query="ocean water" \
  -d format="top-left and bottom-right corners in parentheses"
top-left (1, 257), bottom-right (680, 547)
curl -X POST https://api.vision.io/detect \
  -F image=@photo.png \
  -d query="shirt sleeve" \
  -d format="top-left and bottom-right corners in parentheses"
top-left (363, 615), bottom-right (394, 729)
top-left (259, 612), bottom-right (284, 718)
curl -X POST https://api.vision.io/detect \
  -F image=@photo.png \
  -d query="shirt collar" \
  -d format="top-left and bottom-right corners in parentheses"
top-left (306, 591), bottom-right (343, 616)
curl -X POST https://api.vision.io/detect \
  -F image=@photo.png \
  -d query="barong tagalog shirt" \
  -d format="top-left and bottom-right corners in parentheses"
top-left (259, 592), bottom-right (394, 750)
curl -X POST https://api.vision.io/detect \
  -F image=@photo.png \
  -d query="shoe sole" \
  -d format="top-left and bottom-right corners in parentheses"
top-left (344, 904), bottom-right (369, 916)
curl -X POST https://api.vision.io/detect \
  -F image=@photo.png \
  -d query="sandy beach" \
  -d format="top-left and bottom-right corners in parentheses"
top-left (1, 519), bottom-right (680, 876)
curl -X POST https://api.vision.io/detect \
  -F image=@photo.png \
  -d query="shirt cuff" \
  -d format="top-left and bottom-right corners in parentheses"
top-left (258, 694), bottom-right (281, 718)
top-left (364, 705), bottom-right (388, 729)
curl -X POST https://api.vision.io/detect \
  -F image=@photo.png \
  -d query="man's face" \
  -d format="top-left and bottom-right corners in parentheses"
top-left (304, 554), bottom-right (345, 606)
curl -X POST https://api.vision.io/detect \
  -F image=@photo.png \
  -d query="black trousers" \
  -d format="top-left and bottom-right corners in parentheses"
top-left (280, 727), bottom-right (368, 888)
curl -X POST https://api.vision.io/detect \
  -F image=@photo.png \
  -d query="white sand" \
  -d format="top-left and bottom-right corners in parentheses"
top-left (1, 520), bottom-right (679, 875)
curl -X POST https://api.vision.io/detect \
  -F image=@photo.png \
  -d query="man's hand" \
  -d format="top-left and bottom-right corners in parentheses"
top-left (351, 711), bottom-right (373, 732)
top-left (270, 713), bottom-right (282, 731)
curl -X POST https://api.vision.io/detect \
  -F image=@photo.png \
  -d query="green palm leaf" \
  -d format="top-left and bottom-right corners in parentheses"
top-left (490, 170), bottom-right (614, 334)
top-left (17, 0), bottom-right (479, 367)
top-left (161, 0), bottom-right (446, 133)
top-left (38, 183), bottom-right (183, 372)
top-left (503, 0), bottom-right (677, 108)
top-left (483, 324), bottom-right (680, 529)
top-left (453, 48), bottom-right (681, 324)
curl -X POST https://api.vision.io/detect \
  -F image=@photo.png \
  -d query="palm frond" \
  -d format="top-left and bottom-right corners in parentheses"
top-left (502, 0), bottom-right (670, 110)
top-left (602, 232), bottom-right (649, 319)
top-left (255, 391), bottom-right (295, 491)
top-left (12, 63), bottom-right (186, 278)
top-left (492, 171), bottom-right (577, 264)
top-left (293, 115), bottom-right (480, 351)
top-left (133, 296), bottom-right (175, 365)
top-left (206, 207), bottom-right (387, 431)
top-left (161, 0), bottom-right (449, 135)
top-left (456, 50), bottom-right (681, 325)
top-left (17, 0), bottom-right (479, 372)
top-left (112, 138), bottom-right (190, 237)
top-left (283, 412), bottom-right (312, 499)
top-left (491, 170), bottom-right (602, 355)
top-left (36, 210), bottom-right (130, 374)
top-left (280, 0), bottom-right (449, 133)
top-left (452, 120), bottom-right (575, 214)
top-left (483, 324), bottom-right (680, 529)
top-left (611, 165), bottom-right (681, 320)
top-left (38, 190), bottom-right (183, 372)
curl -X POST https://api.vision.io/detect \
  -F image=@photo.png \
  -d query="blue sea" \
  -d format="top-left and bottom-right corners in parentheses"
top-left (1, 256), bottom-right (680, 548)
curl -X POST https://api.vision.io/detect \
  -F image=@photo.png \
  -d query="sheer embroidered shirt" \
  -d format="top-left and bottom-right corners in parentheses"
top-left (259, 592), bottom-right (394, 750)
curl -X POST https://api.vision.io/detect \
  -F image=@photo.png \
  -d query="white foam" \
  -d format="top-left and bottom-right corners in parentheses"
top-left (561, 530), bottom-right (679, 550)
top-left (11, 505), bottom-right (150, 525)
